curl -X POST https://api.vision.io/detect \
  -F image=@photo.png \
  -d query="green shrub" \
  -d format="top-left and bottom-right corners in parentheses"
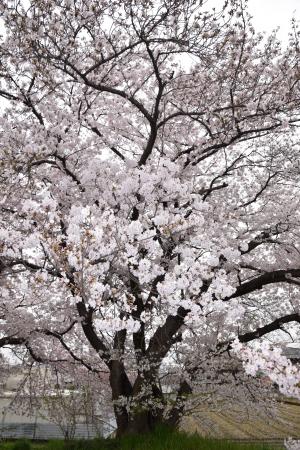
top-left (63, 440), bottom-right (83, 450)
top-left (46, 440), bottom-right (65, 450)
top-left (89, 438), bottom-right (117, 450)
top-left (62, 437), bottom-right (112, 450)
top-left (11, 440), bottom-right (31, 450)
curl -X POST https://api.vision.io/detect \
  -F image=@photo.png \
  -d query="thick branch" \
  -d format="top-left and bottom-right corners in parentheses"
top-left (146, 306), bottom-right (188, 366)
top-left (227, 268), bottom-right (300, 300)
top-left (0, 336), bottom-right (25, 347)
top-left (59, 58), bottom-right (153, 123)
top-left (76, 301), bottom-right (111, 365)
top-left (240, 224), bottom-right (288, 255)
top-left (238, 313), bottom-right (300, 343)
top-left (0, 257), bottom-right (62, 279)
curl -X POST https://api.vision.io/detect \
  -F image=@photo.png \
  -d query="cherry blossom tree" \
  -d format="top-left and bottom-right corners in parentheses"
top-left (0, 0), bottom-right (300, 436)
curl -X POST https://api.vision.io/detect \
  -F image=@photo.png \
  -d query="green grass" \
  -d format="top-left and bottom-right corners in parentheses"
top-left (0, 427), bottom-right (284, 450)
top-left (104, 427), bottom-right (282, 450)
top-left (11, 441), bottom-right (31, 450)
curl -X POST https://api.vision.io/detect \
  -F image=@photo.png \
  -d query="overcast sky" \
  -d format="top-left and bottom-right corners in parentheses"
top-left (0, 1), bottom-right (299, 43)
top-left (243, 0), bottom-right (299, 43)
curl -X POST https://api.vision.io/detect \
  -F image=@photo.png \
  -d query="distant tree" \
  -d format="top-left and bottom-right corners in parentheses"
top-left (0, 0), bottom-right (300, 436)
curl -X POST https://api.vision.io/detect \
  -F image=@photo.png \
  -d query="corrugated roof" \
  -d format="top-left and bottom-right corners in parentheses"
top-left (282, 347), bottom-right (300, 359)
top-left (182, 399), bottom-right (300, 440)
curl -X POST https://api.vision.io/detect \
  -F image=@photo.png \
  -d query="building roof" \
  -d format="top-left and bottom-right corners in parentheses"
top-left (282, 345), bottom-right (300, 360)
top-left (182, 399), bottom-right (300, 440)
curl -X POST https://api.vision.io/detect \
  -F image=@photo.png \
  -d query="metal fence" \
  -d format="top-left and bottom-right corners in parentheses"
top-left (0, 423), bottom-right (101, 440)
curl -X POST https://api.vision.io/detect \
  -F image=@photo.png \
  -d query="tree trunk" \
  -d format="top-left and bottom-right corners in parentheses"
top-left (114, 405), bottom-right (130, 437)
top-left (109, 360), bottom-right (132, 437)
top-left (119, 407), bottom-right (175, 436)
top-left (114, 394), bottom-right (178, 436)
top-left (127, 410), bottom-right (159, 434)
top-left (109, 360), bottom-right (185, 436)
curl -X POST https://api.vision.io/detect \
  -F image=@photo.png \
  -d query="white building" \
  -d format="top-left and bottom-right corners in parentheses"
top-left (0, 367), bottom-right (104, 439)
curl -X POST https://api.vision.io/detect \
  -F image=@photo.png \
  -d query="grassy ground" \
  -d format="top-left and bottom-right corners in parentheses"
top-left (0, 428), bottom-right (285, 450)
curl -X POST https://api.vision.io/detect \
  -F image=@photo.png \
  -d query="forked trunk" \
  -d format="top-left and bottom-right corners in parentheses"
top-left (110, 361), bottom-right (184, 436)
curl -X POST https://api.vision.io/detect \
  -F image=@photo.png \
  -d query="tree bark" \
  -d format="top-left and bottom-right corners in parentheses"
top-left (109, 360), bottom-right (133, 436)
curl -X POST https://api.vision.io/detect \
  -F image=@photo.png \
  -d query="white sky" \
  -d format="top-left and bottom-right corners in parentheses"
top-left (242, 0), bottom-right (299, 43)
top-left (0, 1), bottom-right (299, 43)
